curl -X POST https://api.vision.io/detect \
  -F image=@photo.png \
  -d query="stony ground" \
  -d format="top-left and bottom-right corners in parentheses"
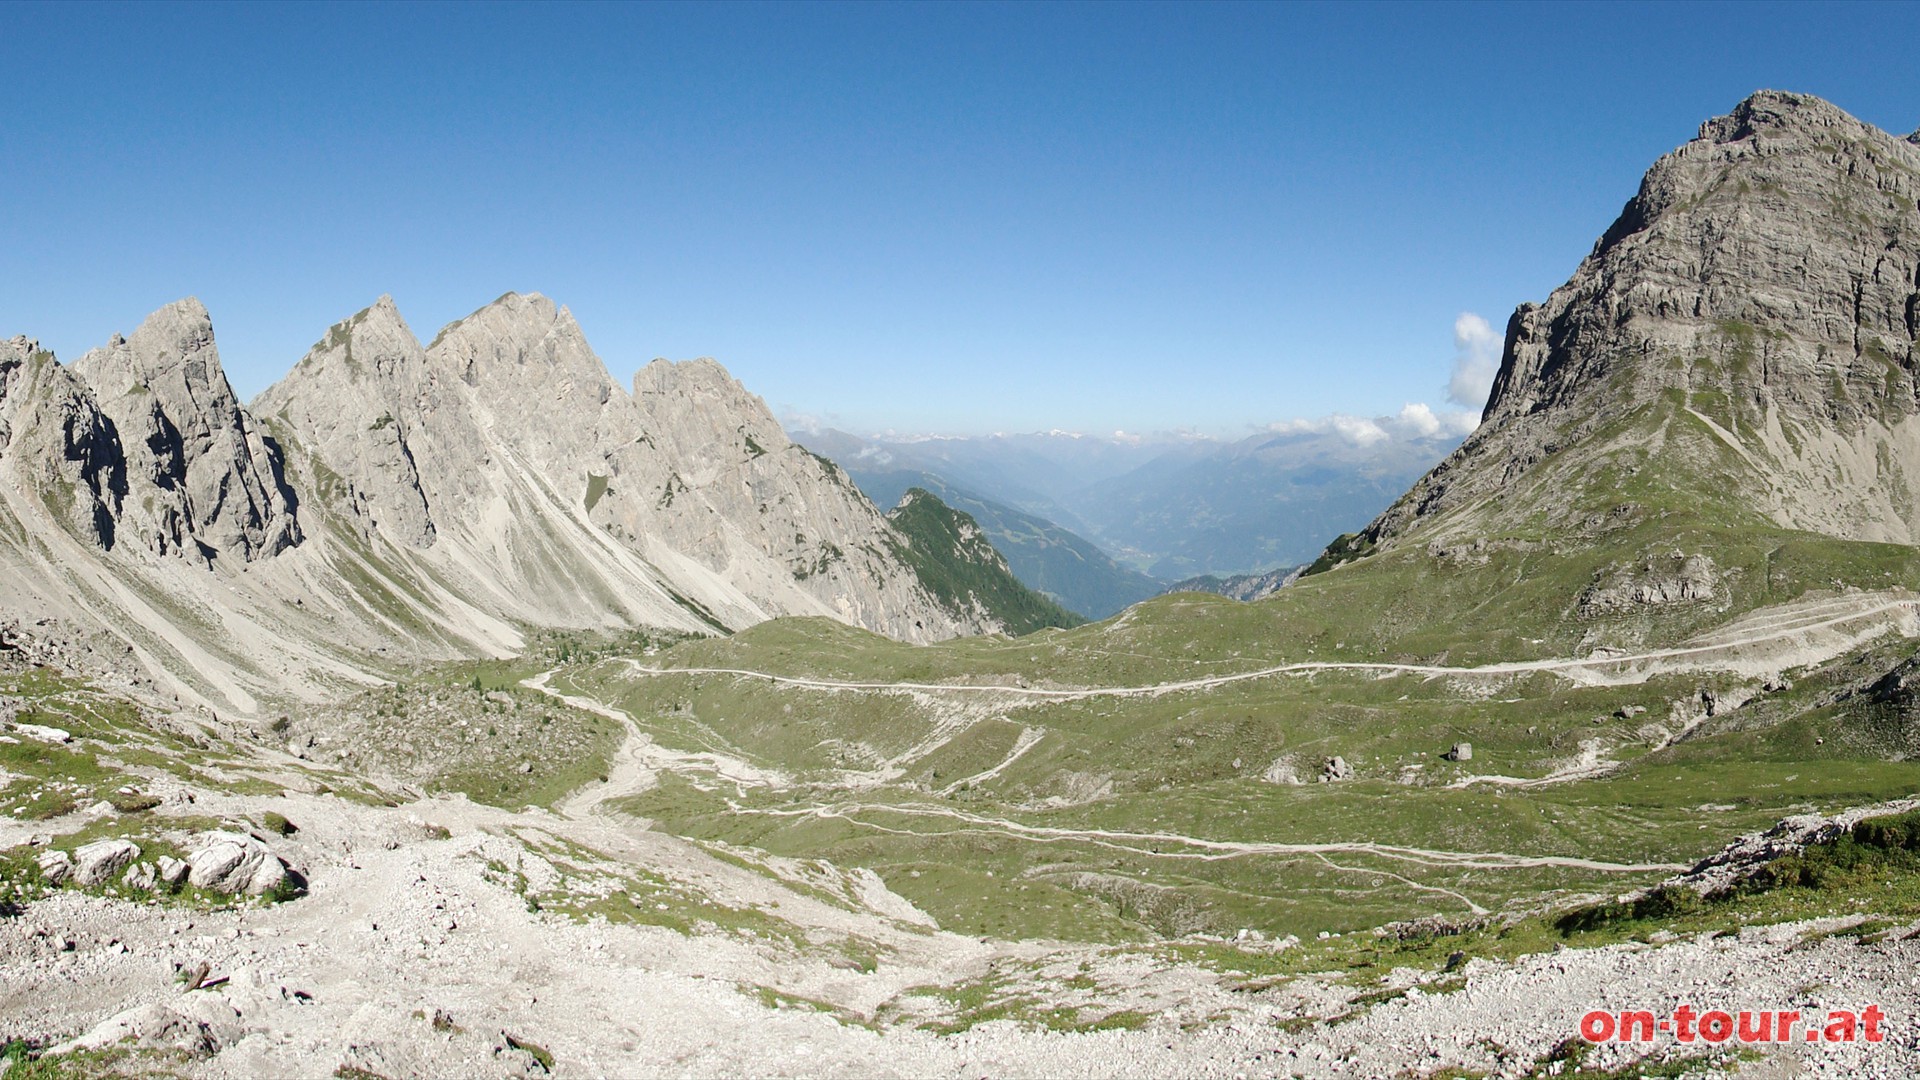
top-left (7, 717), bottom-right (1920, 1079)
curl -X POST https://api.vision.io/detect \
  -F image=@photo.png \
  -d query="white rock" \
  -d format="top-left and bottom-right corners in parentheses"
top-left (72, 838), bottom-right (140, 886)
top-left (156, 855), bottom-right (191, 887)
top-left (50, 996), bottom-right (243, 1057)
top-left (12, 723), bottom-right (72, 744)
top-left (187, 831), bottom-right (290, 895)
top-left (36, 848), bottom-right (73, 884)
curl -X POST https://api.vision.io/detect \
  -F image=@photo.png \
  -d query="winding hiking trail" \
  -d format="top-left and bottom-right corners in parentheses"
top-left (522, 671), bottom-right (1687, 922)
top-left (737, 801), bottom-right (1688, 874)
top-left (524, 669), bottom-right (790, 810)
top-left (617, 592), bottom-right (1920, 701)
top-left (528, 669), bottom-right (662, 818)
top-left (506, 592), bottom-right (1918, 925)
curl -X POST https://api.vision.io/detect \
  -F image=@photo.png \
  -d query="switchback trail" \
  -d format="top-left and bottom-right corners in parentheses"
top-left (615, 595), bottom-right (1918, 701)
top-left (524, 668), bottom-right (1685, 923)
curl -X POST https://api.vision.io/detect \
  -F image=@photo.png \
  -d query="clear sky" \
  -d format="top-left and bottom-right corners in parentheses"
top-left (3, 1), bottom-right (1916, 436)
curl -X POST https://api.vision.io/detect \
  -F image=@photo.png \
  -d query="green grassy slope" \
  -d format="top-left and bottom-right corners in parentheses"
top-left (548, 588), bottom-right (1920, 944)
top-left (854, 468), bottom-right (1164, 619)
top-left (885, 488), bottom-right (1085, 635)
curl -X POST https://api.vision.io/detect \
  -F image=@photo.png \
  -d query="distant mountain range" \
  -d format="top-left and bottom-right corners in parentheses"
top-left (834, 464), bottom-right (1163, 620)
top-left (795, 413), bottom-right (1467, 603)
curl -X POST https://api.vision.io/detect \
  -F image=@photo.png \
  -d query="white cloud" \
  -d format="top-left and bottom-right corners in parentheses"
top-left (1446, 312), bottom-right (1501, 409)
top-left (1328, 415), bottom-right (1389, 446)
top-left (1264, 402), bottom-right (1479, 448)
top-left (1395, 402), bottom-right (1443, 437)
top-left (1263, 413), bottom-right (1387, 446)
top-left (778, 408), bottom-right (835, 434)
top-left (1400, 402), bottom-right (1480, 438)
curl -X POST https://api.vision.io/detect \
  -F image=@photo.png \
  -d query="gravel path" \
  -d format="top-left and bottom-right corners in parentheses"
top-left (617, 591), bottom-right (1920, 701)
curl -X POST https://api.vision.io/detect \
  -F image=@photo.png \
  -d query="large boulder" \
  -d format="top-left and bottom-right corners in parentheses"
top-left (124, 861), bottom-right (158, 891)
top-left (186, 832), bottom-right (289, 896)
top-left (156, 855), bottom-right (190, 888)
top-left (72, 839), bottom-right (140, 886)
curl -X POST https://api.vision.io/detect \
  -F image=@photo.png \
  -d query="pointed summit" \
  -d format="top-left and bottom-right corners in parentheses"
top-left (71, 299), bottom-right (300, 561)
top-left (291, 294), bottom-right (428, 381)
top-left (1350, 90), bottom-right (1920, 558)
top-left (424, 290), bottom-right (625, 483)
top-left (71, 298), bottom-right (214, 398)
top-left (255, 298), bottom-right (437, 549)
top-left (426, 291), bottom-right (613, 397)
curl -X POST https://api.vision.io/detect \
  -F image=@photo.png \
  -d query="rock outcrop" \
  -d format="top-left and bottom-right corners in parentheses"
top-left (71, 838), bottom-right (140, 887)
top-left (185, 831), bottom-right (289, 895)
top-left (0, 336), bottom-right (124, 548)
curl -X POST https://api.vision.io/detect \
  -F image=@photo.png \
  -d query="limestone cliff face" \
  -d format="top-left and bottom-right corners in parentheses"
top-left (623, 356), bottom-right (983, 641)
top-left (252, 298), bottom-right (438, 549)
top-left (70, 300), bottom-right (300, 562)
top-left (1363, 91), bottom-right (1920, 549)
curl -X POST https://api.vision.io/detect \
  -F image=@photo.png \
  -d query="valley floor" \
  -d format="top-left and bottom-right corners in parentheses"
top-left (9, 591), bottom-right (1920, 1077)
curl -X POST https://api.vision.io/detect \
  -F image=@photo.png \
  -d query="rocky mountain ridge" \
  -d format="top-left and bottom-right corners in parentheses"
top-left (1165, 566), bottom-right (1299, 603)
top-left (0, 294), bottom-right (1006, 714)
top-left (1357, 91), bottom-right (1920, 553)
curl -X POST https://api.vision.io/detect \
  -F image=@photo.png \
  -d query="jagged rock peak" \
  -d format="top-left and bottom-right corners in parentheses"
top-left (426, 291), bottom-right (618, 400)
top-left (256, 297), bottom-right (437, 550)
top-left (1484, 89), bottom-right (1920, 425)
top-left (1358, 91), bottom-right (1920, 550)
top-left (71, 299), bottom-right (301, 562)
top-left (72, 298), bottom-right (214, 395)
top-left (290, 295), bottom-right (428, 379)
top-left (429, 291), bottom-right (554, 342)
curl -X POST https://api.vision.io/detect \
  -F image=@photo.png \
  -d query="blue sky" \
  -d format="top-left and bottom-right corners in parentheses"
top-left (3, 1), bottom-right (1916, 436)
